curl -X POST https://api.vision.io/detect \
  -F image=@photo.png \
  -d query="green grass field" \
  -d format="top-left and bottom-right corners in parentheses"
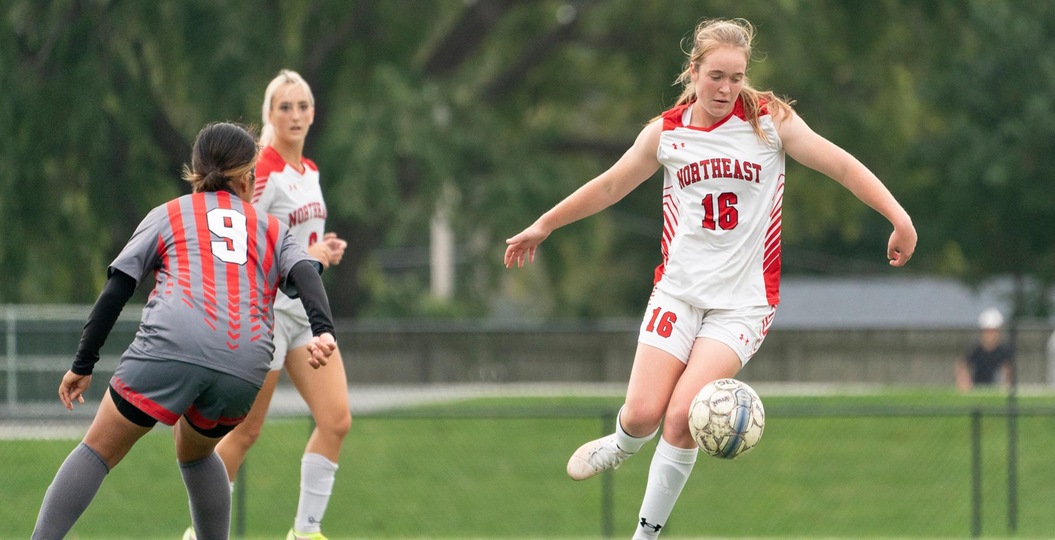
top-left (5, 388), bottom-right (1055, 539)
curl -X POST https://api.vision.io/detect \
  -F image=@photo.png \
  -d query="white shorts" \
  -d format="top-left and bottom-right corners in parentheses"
top-left (637, 287), bottom-right (776, 367)
top-left (270, 309), bottom-right (312, 371)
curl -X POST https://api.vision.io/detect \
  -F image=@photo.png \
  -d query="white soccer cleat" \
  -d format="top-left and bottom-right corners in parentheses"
top-left (182, 527), bottom-right (197, 540)
top-left (566, 434), bottom-right (633, 481)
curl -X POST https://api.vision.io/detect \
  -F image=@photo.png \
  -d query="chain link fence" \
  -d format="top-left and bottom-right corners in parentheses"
top-left (3, 305), bottom-right (1055, 538)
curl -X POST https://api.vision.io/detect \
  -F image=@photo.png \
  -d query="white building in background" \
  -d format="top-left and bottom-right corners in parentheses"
top-left (774, 275), bottom-right (1030, 330)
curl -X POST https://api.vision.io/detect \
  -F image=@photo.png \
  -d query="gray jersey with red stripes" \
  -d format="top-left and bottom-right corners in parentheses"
top-left (109, 190), bottom-right (313, 386)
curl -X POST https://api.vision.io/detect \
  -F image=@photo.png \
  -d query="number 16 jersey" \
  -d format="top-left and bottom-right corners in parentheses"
top-left (654, 99), bottom-right (785, 309)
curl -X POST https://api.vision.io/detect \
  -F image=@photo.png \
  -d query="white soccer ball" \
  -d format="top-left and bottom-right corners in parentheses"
top-left (688, 378), bottom-right (765, 459)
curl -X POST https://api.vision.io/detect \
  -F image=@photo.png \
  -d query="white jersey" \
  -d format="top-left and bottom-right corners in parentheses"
top-left (653, 100), bottom-right (785, 308)
top-left (252, 145), bottom-right (327, 318)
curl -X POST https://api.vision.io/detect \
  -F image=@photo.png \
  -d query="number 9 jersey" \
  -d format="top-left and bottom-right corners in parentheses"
top-left (654, 99), bottom-right (785, 309)
top-left (108, 190), bottom-right (313, 386)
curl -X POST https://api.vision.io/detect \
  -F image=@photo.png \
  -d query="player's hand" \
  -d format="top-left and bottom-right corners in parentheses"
top-left (322, 232), bottom-right (348, 266)
top-left (886, 222), bottom-right (917, 267)
top-left (307, 241), bottom-right (333, 268)
top-left (504, 223), bottom-right (551, 268)
top-left (306, 332), bottom-right (337, 369)
top-left (58, 371), bottom-right (91, 411)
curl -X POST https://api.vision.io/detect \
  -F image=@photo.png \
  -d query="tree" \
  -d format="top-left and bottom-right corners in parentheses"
top-left (912, 0), bottom-right (1055, 316)
top-left (5, 0), bottom-right (1051, 320)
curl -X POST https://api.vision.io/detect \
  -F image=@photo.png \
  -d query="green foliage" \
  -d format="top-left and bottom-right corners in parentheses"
top-left (910, 0), bottom-right (1055, 314)
top-left (3, 0), bottom-right (1054, 316)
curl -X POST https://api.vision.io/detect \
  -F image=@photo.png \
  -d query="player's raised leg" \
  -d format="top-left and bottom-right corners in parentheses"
top-left (567, 343), bottom-right (679, 480)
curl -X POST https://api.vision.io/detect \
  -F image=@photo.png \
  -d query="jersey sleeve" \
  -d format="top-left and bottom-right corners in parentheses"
top-left (252, 146), bottom-right (285, 212)
top-left (252, 169), bottom-right (276, 213)
top-left (108, 205), bottom-right (165, 284)
top-left (275, 224), bottom-right (317, 297)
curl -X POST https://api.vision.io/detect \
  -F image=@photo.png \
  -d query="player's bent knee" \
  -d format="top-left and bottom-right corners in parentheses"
top-left (323, 409), bottom-right (352, 439)
top-left (226, 422), bottom-right (264, 448)
top-left (666, 402), bottom-right (693, 430)
top-left (619, 403), bottom-right (665, 435)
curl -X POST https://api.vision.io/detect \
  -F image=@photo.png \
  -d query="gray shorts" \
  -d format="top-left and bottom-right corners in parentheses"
top-left (110, 357), bottom-right (260, 435)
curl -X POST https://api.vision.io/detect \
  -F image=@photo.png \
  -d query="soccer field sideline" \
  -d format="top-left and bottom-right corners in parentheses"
top-left (0, 381), bottom-right (892, 440)
top-left (1, 382), bottom-right (627, 440)
top-left (6, 381), bottom-right (1053, 440)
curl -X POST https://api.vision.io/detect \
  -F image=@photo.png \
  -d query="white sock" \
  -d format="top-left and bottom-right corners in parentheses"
top-left (614, 405), bottom-right (659, 454)
top-left (633, 438), bottom-right (698, 540)
top-left (294, 453), bottom-right (338, 533)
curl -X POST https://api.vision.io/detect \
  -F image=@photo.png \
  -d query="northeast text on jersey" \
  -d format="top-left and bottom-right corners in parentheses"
top-left (677, 158), bottom-right (763, 189)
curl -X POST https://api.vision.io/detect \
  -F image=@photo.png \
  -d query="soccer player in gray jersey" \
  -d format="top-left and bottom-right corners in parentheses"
top-left (31, 122), bottom-right (339, 540)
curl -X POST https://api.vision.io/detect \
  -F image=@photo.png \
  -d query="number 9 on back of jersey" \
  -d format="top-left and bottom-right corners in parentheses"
top-left (688, 378), bottom-right (765, 459)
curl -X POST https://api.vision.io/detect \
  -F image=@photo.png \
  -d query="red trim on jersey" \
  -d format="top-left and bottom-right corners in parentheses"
top-left (111, 377), bottom-right (180, 426)
top-left (253, 146), bottom-right (284, 203)
top-left (165, 200), bottom-right (194, 309)
top-left (191, 193), bottom-right (219, 327)
top-left (762, 176), bottom-right (785, 305)
top-left (260, 216), bottom-right (281, 316)
top-left (253, 145), bottom-right (318, 203)
top-left (242, 198), bottom-right (262, 328)
top-left (155, 234), bottom-right (170, 299)
top-left (661, 104), bottom-right (690, 131)
top-left (214, 192), bottom-right (242, 350)
top-left (660, 97), bottom-right (769, 133)
top-left (655, 186), bottom-right (680, 284)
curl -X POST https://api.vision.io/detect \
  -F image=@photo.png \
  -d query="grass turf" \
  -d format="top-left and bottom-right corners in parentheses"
top-left (4, 389), bottom-right (1055, 538)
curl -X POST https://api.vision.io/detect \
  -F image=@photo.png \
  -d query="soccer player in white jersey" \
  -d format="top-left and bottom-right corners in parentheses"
top-left (32, 122), bottom-right (338, 540)
top-left (505, 18), bottom-right (917, 540)
top-left (184, 71), bottom-right (351, 540)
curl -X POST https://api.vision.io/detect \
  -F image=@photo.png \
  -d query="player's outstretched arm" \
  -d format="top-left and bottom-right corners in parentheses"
top-left (504, 121), bottom-right (663, 268)
top-left (778, 110), bottom-right (917, 266)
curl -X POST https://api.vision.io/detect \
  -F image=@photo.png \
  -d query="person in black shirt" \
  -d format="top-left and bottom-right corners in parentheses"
top-left (956, 308), bottom-right (1013, 392)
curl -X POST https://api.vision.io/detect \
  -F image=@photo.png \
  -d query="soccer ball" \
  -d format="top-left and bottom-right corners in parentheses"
top-left (688, 378), bottom-right (765, 459)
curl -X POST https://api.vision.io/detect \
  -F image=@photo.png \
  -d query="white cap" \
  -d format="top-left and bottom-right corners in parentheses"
top-left (978, 308), bottom-right (1004, 330)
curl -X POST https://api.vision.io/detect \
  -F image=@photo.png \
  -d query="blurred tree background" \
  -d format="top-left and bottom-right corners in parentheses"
top-left (2, 0), bottom-right (1054, 319)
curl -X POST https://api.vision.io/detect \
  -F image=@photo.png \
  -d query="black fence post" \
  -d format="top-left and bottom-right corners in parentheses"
top-left (970, 408), bottom-right (982, 538)
top-left (601, 409), bottom-right (614, 538)
top-left (1007, 313), bottom-right (1019, 535)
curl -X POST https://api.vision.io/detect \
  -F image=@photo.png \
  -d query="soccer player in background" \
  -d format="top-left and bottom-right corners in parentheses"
top-left (504, 18), bottom-right (917, 539)
top-left (185, 70), bottom-right (351, 540)
top-left (32, 122), bottom-right (338, 540)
